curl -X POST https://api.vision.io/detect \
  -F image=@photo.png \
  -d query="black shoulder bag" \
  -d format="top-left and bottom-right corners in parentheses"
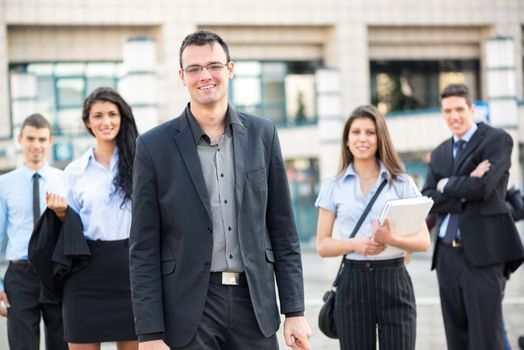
top-left (318, 178), bottom-right (387, 339)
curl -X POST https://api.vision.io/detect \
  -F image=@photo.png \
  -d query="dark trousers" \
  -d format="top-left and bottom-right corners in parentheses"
top-left (436, 242), bottom-right (505, 350)
top-left (4, 262), bottom-right (68, 350)
top-left (173, 280), bottom-right (278, 350)
top-left (334, 258), bottom-right (416, 350)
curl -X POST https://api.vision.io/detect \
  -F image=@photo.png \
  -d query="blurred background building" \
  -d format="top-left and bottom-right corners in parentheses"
top-left (0, 0), bottom-right (523, 244)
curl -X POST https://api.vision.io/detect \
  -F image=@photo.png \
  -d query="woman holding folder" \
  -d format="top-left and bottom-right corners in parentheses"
top-left (315, 105), bottom-right (430, 350)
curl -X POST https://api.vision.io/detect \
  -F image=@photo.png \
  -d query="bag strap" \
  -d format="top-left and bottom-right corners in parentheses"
top-left (331, 178), bottom-right (388, 288)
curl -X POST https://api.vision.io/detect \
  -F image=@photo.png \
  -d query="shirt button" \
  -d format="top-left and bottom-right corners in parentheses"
top-left (208, 227), bottom-right (213, 233)
top-left (229, 254), bottom-right (233, 259)
top-left (224, 200), bottom-right (228, 204)
top-left (220, 173), bottom-right (224, 178)
top-left (228, 226), bottom-right (232, 231)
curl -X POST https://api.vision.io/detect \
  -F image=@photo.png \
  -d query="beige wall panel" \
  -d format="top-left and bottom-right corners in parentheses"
top-left (369, 27), bottom-right (483, 44)
top-left (230, 44), bottom-right (322, 61)
top-left (201, 26), bottom-right (331, 45)
top-left (7, 26), bottom-right (160, 62)
top-left (369, 26), bottom-right (482, 60)
top-left (369, 44), bottom-right (479, 60)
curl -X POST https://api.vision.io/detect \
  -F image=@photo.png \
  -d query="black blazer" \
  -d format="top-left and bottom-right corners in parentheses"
top-left (422, 122), bottom-right (524, 276)
top-left (28, 207), bottom-right (90, 297)
top-left (129, 106), bottom-right (304, 347)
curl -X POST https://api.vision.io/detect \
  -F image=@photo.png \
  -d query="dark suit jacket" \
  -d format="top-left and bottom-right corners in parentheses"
top-left (28, 207), bottom-right (90, 298)
top-left (422, 122), bottom-right (524, 276)
top-left (129, 105), bottom-right (304, 347)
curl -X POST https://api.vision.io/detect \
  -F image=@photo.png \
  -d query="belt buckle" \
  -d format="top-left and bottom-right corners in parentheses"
top-left (452, 239), bottom-right (462, 248)
top-left (222, 272), bottom-right (240, 285)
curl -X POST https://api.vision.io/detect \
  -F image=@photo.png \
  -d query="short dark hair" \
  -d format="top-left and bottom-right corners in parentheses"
top-left (20, 113), bottom-right (52, 136)
top-left (440, 83), bottom-right (472, 106)
top-left (179, 30), bottom-right (230, 68)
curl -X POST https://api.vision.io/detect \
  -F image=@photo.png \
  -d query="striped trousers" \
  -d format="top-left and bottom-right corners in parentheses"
top-left (334, 258), bottom-right (416, 350)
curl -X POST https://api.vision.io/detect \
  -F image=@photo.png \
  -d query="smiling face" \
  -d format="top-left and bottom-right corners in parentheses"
top-left (441, 95), bottom-right (475, 139)
top-left (179, 43), bottom-right (234, 110)
top-left (18, 125), bottom-right (53, 170)
top-left (85, 101), bottom-right (121, 144)
top-left (346, 117), bottom-right (378, 162)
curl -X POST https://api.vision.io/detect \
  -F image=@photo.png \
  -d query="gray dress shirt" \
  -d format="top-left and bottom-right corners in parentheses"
top-left (187, 109), bottom-right (244, 272)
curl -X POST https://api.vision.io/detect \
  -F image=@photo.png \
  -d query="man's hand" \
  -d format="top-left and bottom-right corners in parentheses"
top-left (138, 339), bottom-right (170, 350)
top-left (437, 178), bottom-right (448, 192)
top-left (284, 316), bottom-right (311, 350)
top-left (470, 159), bottom-right (490, 178)
top-left (0, 291), bottom-right (10, 317)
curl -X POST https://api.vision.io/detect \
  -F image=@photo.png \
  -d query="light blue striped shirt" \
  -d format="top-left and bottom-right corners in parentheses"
top-left (65, 147), bottom-right (131, 241)
top-left (0, 164), bottom-right (65, 291)
top-left (315, 162), bottom-right (421, 260)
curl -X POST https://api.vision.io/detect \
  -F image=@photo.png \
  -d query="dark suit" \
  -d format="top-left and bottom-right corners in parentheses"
top-left (422, 122), bottom-right (524, 350)
top-left (129, 106), bottom-right (304, 348)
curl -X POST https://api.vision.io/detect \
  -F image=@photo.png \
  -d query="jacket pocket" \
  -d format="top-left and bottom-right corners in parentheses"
top-left (265, 249), bottom-right (275, 263)
top-left (161, 259), bottom-right (176, 275)
top-left (247, 168), bottom-right (266, 184)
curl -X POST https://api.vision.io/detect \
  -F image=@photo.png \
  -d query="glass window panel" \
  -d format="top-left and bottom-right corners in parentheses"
top-left (115, 63), bottom-right (125, 77)
top-left (370, 59), bottom-right (479, 114)
top-left (234, 61), bottom-right (261, 76)
top-left (233, 78), bottom-right (261, 106)
top-left (27, 64), bottom-right (54, 76)
top-left (55, 63), bottom-right (85, 77)
top-left (57, 78), bottom-right (84, 107)
top-left (263, 81), bottom-right (284, 103)
top-left (286, 158), bottom-right (319, 243)
top-left (263, 106), bottom-right (285, 124)
top-left (87, 77), bottom-right (116, 93)
top-left (285, 74), bottom-right (316, 124)
top-left (56, 108), bottom-right (83, 134)
top-left (86, 63), bottom-right (116, 77)
top-left (36, 77), bottom-right (56, 119)
top-left (262, 62), bottom-right (286, 77)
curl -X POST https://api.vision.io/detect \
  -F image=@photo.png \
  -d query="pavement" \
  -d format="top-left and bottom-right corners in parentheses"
top-left (0, 248), bottom-right (522, 349)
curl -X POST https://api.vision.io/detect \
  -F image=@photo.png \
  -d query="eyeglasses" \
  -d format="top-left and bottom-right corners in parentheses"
top-left (182, 63), bottom-right (228, 76)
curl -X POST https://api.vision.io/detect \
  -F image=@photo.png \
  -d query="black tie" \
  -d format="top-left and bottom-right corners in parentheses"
top-left (442, 140), bottom-right (466, 244)
top-left (32, 173), bottom-right (41, 226)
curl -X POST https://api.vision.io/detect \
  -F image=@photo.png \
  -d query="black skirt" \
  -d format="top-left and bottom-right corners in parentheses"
top-left (62, 239), bottom-right (137, 343)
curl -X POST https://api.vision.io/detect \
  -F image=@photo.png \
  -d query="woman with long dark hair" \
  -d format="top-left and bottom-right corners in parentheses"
top-left (47, 87), bottom-right (139, 350)
top-left (315, 105), bottom-right (430, 349)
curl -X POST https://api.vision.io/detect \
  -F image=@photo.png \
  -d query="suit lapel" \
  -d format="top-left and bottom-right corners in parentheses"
top-left (453, 123), bottom-right (486, 173)
top-left (173, 115), bottom-right (212, 220)
top-left (232, 114), bottom-right (248, 215)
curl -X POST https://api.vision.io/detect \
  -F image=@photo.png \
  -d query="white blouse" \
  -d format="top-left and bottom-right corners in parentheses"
top-left (65, 147), bottom-right (131, 241)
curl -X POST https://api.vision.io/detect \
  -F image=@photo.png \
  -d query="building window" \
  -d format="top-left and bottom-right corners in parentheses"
top-left (10, 62), bottom-right (122, 136)
top-left (370, 60), bottom-right (480, 115)
top-left (286, 158), bottom-right (320, 244)
top-left (230, 61), bottom-right (320, 127)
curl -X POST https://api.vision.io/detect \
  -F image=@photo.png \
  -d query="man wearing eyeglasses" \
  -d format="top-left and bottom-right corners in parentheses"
top-left (130, 30), bottom-right (311, 350)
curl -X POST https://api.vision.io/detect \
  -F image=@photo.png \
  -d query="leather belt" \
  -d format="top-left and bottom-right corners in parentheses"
top-left (209, 272), bottom-right (247, 287)
top-left (451, 239), bottom-right (463, 248)
top-left (10, 259), bottom-right (30, 266)
top-left (441, 239), bottom-right (463, 248)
